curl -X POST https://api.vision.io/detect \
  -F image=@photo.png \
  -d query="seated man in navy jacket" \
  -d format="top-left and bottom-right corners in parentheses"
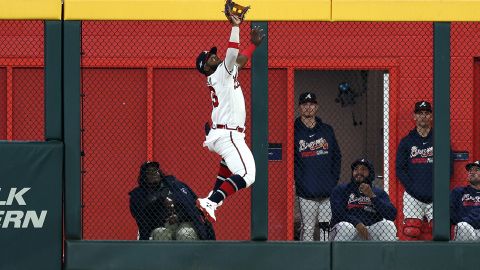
top-left (129, 161), bottom-right (215, 240)
top-left (451, 160), bottom-right (480, 241)
top-left (330, 158), bottom-right (397, 241)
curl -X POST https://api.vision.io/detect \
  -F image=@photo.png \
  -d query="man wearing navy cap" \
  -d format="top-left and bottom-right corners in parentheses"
top-left (451, 160), bottom-right (480, 241)
top-left (396, 100), bottom-right (435, 240)
top-left (330, 159), bottom-right (397, 241)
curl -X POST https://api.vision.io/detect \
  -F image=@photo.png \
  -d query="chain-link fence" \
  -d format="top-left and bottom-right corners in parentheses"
top-left (450, 22), bottom-right (480, 242)
top-left (76, 21), bottom-right (480, 242)
top-left (0, 21), bottom-right (44, 141)
top-left (80, 21), bottom-right (253, 240)
top-left (268, 22), bottom-right (435, 241)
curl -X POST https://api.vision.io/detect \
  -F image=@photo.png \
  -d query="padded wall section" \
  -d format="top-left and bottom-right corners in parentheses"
top-left (12, 68), bottom-right (44, 140)
top-left (0, 21), bottom-right (44, 141)
top-left (82, 68), bottom-right (147, 239)
top-left (0, 68), bottom-right (6, 139)
top-left (268, 68), bottom-right (289, 240)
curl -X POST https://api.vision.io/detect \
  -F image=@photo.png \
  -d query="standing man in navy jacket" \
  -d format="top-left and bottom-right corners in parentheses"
top-left (294, 91), bottom-right (341, 241)
top-left (330, 159), bottom-right (397, 241)
top-left (396, 101), bottom-right (435, 240)
top-left (451, 160), bottom-right (480, 241)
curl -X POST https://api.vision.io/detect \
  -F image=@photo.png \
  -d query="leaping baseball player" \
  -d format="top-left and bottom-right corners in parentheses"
top-left (195, 12), bottom-right (265, 222)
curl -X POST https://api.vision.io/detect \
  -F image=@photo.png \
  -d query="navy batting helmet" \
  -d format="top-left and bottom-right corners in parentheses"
top-left (196, 47), bottom-right (217, 75)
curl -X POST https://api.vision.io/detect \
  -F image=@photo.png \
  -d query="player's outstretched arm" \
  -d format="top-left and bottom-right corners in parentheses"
top-left (237, 26), bottom-right (265, 70)
top-left (225, 15), bottom-right (242, 72)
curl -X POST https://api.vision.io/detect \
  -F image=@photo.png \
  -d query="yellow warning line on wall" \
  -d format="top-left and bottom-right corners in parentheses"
top-left (63, 0), bottom-right (331, 21)
top-left (2, 0), bottom-right (480, 21)
top-left (0, 0), bottom-right (61, 20)
top-left (332, 0), bottom-right (480, 22)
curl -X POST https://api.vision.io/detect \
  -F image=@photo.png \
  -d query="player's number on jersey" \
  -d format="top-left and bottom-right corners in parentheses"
top-left (234, 73), bottom-right (240, 89)
top-left (210, 91), bottom-right (219, 108)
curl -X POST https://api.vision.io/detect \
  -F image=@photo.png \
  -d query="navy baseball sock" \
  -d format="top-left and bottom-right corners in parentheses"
top-left (209, 174), bottom-right (247, 204)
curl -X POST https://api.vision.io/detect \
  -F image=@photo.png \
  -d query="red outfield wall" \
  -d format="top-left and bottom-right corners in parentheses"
top-left (0, 21), bottom-right (44, 141)
top-left (1, 21), bottom-right (478, 240)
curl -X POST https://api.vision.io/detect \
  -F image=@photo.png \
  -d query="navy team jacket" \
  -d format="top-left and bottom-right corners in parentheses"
top-left (129, 175), bottom-right (215, 240)
top-left (294, 117), bottom-right (341, 199)
top-left (396, 129), bottom-right (434, 203)
top-left (330, 182), bottom-right (397, 226)
top-left (396, 128), bottom-right (453, 203)
top-left (450, 185), bottom-right (480, 229)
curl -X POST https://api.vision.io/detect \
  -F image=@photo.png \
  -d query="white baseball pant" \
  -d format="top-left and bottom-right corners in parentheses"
top-left (454, 222), bottom-right (480, 241)
top-left (330, 220), bottom-right (397, 241)
top-left (298, 196), bottom-right (332, 241)
top-left (403, 192), bottom-right (433, 221)
top-left (204, 129), bottom-right (256, 187)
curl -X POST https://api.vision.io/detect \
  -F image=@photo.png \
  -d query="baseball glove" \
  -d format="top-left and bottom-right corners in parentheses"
top-left (224, 0), bottom-right (250, 21)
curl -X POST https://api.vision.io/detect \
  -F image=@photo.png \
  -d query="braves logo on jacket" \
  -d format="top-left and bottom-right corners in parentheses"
top-left (410, 146), bottom-right (433, 164)
top-left (298, 137), bottom-right (329, 157)
top-left (462, 193), bottom-right (480, 206)
top-left (347, 193), bottom-right (376, 213)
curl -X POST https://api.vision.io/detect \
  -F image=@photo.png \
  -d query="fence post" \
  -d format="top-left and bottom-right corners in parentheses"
top-left (45, 21), bottom-right (63, 141)
top-left (433, 22), bottom-right (451, 241)
top-left (64, 21), bottom-right (82, 240)
top-left (251, 21), bottom-right (269, 241)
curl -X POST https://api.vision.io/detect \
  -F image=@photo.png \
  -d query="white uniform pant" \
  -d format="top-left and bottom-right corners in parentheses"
top-left (298, 196), bottom-right (332, 241)
top-left (403, 192), bottom-right (433, 221)
top-left (454, 222), bottom-right (480, 241)
top-left (330, 220), bottom-right (397, 241)
top-left (204, 129), bottom-right (256, 187)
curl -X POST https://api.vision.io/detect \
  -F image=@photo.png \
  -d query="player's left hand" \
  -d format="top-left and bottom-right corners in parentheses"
top-left (227, 14), bottom-right (242, 26)
top-left (359, 183), bottom-right (375, 198)
top-left (251, 26), bottom-right (265, 46)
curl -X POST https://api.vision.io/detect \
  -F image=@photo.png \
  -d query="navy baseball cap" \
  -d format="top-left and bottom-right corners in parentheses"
top-left (414, 101), bottom-right (432, 113)
top-left (196, 47), bottom-right (217, 75)
top-left (466, 160), bottom-right (480, 171)
top-left (351, 158), bottom-right (375, 183)
top-left (299, 92), bottom-right (317, 105)
top-left (351, 158), bottom-right (374, 172)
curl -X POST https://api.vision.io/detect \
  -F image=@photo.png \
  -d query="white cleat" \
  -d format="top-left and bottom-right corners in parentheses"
top-left (197, 198), bottom-right (218, 223)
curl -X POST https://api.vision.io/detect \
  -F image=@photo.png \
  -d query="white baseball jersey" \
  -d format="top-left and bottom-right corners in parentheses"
top-left (206, 26), bottom-right (245, 128)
